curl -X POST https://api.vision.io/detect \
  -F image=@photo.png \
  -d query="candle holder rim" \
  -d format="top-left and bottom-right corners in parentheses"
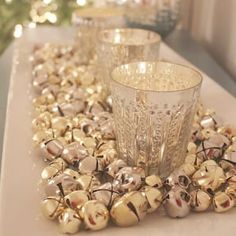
top-left (72, 7), bottom-right (125, 20)
top-left (111, 61), bottom-right (203, 93)
top-left (98, 27), bottom-right (161, 46)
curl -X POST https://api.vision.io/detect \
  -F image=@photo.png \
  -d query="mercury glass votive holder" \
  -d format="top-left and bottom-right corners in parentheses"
top-left (97, 28), bottom-right (161, 93)
top-left (111, 61), bottom-right (202, 177)
top-left (72, 7), bottom-right (126, 63)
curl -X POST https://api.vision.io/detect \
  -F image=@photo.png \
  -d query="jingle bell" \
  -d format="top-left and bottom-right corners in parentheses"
top-left (45, 173), bottom-right (78, 196)
top-left (78, 156), bottom-right (102, 174)
top-left (190, 189), bottom-right (211, 212)
top-left (40, 139), bottom-right (64, 161)
top-left (213, 192), bottom-right (234, 213)
top-left (192, 162), bottom-right (226, 191)
top-left (164, 169), bottom-right (191, 190)
top-left (41, 158), bottom-right (67, 180)
top-left (58, 208), bottom-right (81, 234)
top-left (145, 174), bottom-right (162, 188)
top-left (64, 190), bottom-right (90, 209)
top-left (115, 167), bottom-right (142, 192)
top-left (141, 186), bottom-right (163, 213)
top-left (41, 196), bottom-right (64, 220)
top-left (81, 200), bottom-right (109, 231)
top-left (92, 182), bottom-right (119, 207)
top-left (62, 142), bottom-right (88, 164)
top-left (76, 174), bottom-right (101, 191)
top-left (110, 191), bottom-right (148, 227)
top-left (163, 186), bottom-right (191, 218)
top-left (105, 159), bottom-right (127, 178)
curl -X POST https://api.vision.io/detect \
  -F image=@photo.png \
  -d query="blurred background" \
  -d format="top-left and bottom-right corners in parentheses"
top-left (0, 0), bottom-right (235, 80)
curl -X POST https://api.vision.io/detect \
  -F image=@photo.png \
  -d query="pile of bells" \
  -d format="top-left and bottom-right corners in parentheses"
top-left (31, 43), bottom-right (236, 234)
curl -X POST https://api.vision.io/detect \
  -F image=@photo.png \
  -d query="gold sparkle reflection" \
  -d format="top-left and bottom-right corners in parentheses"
top-left (13, 24), bottom-right (23, 38)
top-left (46, 12), bottom-right (57, 23)
top-left (43, 0), bottom-right (52, 4)
top-left (76, 0), bottom-right (87, 6)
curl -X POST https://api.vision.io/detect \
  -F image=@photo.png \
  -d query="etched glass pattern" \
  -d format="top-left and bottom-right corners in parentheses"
top-left (111, 61), bottom-right (202, 178)
top-left (97, 28), bottom-right (161, 93)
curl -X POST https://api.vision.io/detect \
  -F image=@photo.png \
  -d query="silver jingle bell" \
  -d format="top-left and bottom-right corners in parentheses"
top-left (58, 208), bottom-right (81, 234)
top-left (96, 148), bottom-right (118, 168)
top-left (114, 167), bottom-right (142, 192)
top-left (105, 159), bottom-right (127, 178)
top-left (164, 186), bottom-right (191, 218)
top-left (164, 169), bottom-right (191, 190)
top-left (45, 173), bottom-right (78, 196)
top-left (76, 174), bottom-right (101, 191)
top-left (92, 182), bottom-right (120, 207)
top-left (78, 156), bottom-right (103, 174)
top-left (141, 186), bottom-right (163, 213)
top-left (64, 190), bottom-right (90, 209)
top-left (190, 189), bottom-right (211, 212)
top-left (213, 192), bottom-right (235, 213)
top-left (62, 142), bottom-right (88, 164)
top-left (40, 139), bottom-right (64, 161)
top-left (63, 168), bottom-right (80, 180)
top-left (110, 191), bottom-right (148, 227)
top-left (41, 158), bottom-right (67, 181)
top-left (80, 200), bottom-right (109, 231)
top-left (41, 196), bottom-right (64, 220)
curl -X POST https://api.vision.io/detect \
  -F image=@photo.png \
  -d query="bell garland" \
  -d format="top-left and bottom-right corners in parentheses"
top-left (31, 43), bottom-right (236, 234)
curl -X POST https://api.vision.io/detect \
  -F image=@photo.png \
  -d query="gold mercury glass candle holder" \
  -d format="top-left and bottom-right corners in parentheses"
top-left (110, 61), bottom-right (203, 178)
top-left (72, 7), bottom-right (126, 63)
top-left (97, 28), bottom-right (161, 94)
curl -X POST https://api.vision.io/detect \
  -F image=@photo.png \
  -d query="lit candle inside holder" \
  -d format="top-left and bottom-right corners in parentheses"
top-left (111, 61), bottom-right (203, 177)
top-left (97, 28), bottom-right (161, 93)
top-left (72, 7), bottom-right (126, 63)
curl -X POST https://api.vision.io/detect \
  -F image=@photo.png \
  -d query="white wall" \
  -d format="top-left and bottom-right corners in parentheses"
top-left (190, 0), bottom-right (236, 78)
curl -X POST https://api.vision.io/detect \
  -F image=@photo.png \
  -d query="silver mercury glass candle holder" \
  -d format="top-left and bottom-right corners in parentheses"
top-left (97, 28), bottom-right (161, 94)
top-left (110, 61), bottom-right (203, 177)
top-left (72, 7), bottom-right (126, 63)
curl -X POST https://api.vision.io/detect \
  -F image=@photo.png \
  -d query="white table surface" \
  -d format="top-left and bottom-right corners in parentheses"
top-left (0, 27), bottom-right (236, 236)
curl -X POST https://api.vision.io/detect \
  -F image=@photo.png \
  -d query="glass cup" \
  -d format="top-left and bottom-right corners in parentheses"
top-left (97, 28), bottom-right (161, 93)
top-left (110, 61), bottom-right (203, 178)
top-left (72, 7), bottom-right (126, 63)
